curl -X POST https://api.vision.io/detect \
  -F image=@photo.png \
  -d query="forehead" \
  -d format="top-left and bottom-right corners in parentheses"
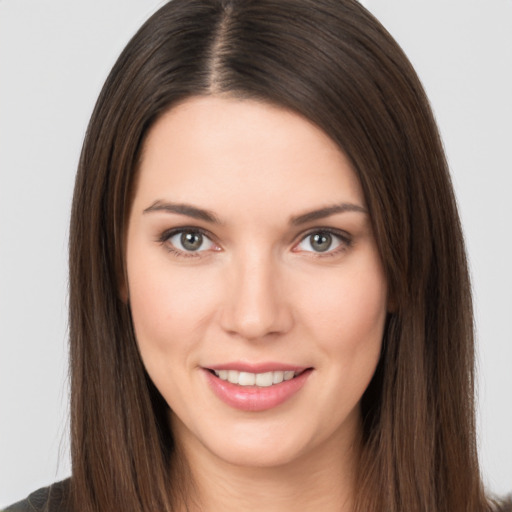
top-left (134, 96), bottom-right (365, 217)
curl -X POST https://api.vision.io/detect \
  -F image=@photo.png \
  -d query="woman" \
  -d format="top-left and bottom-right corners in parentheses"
top-left (5, 0), bottom-right (510, 511)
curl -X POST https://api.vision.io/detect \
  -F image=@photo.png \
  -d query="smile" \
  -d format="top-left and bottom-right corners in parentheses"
top-left (211, 369), bottom-right (298, 387)
top-left (204, 366), bottom-right (313, 412)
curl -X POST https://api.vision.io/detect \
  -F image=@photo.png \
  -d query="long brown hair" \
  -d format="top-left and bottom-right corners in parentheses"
top-left (69, 1), bottom-right (498, 510)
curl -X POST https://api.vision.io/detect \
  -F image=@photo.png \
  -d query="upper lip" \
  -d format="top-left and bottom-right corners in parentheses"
top-left (205, 362), bottom-right (311, 373)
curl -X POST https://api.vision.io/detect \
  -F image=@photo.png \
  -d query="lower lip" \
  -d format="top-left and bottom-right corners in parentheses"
top-left (203, 369), bottom-right (312, 412)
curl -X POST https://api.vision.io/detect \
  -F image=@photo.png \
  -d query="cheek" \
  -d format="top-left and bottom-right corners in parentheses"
top-left (127, 253), bottom-right (217, 357)
top-left (298, 259), bottom-right (387, 358)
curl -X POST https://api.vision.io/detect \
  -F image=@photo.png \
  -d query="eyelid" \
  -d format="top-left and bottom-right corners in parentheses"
top-left (157, 226), bottom-right (352, 258)
top-left (157, 226), bottom-right (221, 256)
top-left (292, 227), bottom-right (352, 255)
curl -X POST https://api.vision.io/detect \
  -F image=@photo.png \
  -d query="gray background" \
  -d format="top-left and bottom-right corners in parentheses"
top-left (1, 0), bottom-right (511, 506)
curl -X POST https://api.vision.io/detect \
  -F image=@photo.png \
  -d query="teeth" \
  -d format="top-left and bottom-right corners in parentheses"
top-left (213, 369), bottom-right (300, 387)
top-left (238, 371), bottom-right (255, 386)
top-left (255, 372), bottom-right (273, 387)
top-left (272, 371), bottom-right (284, 384)
top-left (227, 370), bottom-right (239, 384)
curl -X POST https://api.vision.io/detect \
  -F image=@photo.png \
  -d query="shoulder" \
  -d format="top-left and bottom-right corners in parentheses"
top-left (2, 479), bottom-right (71, 512)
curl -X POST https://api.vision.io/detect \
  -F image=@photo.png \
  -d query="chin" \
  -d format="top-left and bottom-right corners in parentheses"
top-left (206, 434), bottom-right (312, 469)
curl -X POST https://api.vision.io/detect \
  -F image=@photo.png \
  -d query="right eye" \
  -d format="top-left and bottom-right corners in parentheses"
top-left (161, 229), bottom-right (219, 256)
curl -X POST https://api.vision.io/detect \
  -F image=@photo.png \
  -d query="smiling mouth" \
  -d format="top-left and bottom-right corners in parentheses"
top-left (208, 369), bottom-right (308, 387)
top-left (205, 366), bottom-right (313, 411)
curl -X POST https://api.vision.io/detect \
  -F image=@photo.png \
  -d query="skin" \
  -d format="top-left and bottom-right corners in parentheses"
top-left (125, 96), bottom-right (389, 511)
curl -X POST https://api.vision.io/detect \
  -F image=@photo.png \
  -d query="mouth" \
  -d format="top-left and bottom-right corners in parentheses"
top-left (203, 365), bottom-right (313, 412)
top-left (207, 368), bottom-right (307, 387)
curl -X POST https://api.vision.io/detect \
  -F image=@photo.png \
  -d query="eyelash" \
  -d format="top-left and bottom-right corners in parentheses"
top-left (157, 227), bottom-right (352, 259)
top-left (294, 228), bottom-right (352, 258)
top-left (157, 227), bottom-right (217, 258)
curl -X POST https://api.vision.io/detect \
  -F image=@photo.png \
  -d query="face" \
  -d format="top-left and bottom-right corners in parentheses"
top-left (125, 96), bottom-right (388, 469)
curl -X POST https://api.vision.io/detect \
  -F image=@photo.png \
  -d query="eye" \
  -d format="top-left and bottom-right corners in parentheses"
top-left (165, 229), bottom-right (217, 254)
top-left (294, 230), bottom-right (350, 254)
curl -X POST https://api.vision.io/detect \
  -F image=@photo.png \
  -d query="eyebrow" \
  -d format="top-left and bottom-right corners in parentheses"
top-left (143, 200), bottom-right (367, 225)
top-left (143, 201), bottom-right (222, 224)
top-left (290, 203), bottom-right (367, 225)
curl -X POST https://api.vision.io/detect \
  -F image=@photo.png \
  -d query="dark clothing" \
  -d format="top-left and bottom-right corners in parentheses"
top-left (3, 480), bottom-right (70, 512)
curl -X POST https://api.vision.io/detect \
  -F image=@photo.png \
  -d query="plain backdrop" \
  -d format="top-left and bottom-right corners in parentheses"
top-left (1, 0), bottom-right (511, 506)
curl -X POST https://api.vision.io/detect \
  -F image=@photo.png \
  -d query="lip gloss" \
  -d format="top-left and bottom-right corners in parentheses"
top-left (203, 367), bottom-right (312, 412)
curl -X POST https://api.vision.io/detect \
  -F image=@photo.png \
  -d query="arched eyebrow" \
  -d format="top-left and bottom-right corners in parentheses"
top-left (290, 203), bottom-right (367, 225)
top-left (143, 200), bottom-right (222, 224)
top-left (143, 200), bottom-right (367, 226)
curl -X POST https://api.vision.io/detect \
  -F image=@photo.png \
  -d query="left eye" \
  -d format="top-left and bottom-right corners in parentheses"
top-left (295, 231), bottom-right (346, 253)
top-left (168, 230), bottom-right (215, 252)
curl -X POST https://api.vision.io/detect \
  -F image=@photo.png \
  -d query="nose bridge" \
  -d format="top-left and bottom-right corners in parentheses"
top-left (220, 248), bottom-right (291, 340)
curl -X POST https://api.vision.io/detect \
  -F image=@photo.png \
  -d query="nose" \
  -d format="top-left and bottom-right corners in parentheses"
top-left (219, 252), bottom-right (293, 341)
